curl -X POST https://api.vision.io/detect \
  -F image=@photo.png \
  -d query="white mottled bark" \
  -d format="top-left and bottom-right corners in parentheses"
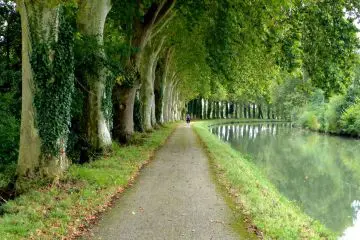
top-left (140, 38), bottom-right (164, 130)
top-left (159, 49), bottom-right (172, 123)
top-left (17, 1), bottom-right (69, 186)
top-left (77, 0), bottom-right (112, 150)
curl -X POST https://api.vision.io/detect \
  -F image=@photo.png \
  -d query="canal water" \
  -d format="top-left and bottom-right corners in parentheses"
top-left (210, 123), bottom-right (360, 239)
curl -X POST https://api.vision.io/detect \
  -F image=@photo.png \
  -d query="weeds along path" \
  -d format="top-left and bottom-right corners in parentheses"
top-left (86, 124), bottom-right (247, 240)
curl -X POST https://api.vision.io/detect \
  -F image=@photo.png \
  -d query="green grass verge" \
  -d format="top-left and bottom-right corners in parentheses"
top-left (0, 123), bottom-right (177, 240)
top-left (192, 120), bottom-right (336, 240)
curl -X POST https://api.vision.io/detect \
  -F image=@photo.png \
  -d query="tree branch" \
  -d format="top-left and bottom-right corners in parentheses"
top-left (149, 12), bottom-right (175, 40)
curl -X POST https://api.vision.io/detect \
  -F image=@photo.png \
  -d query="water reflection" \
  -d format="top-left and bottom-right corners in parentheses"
top-left (210, 123), bottom-right (360, 238)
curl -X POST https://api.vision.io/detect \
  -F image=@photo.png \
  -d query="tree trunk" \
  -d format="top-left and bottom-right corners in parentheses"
top-left (207, 100), bottom-right (211, 119)
top-left (225, 101), bottom-right (229, 119)
top-left (214, 101), bottom-right (219, 119)
top-left (112, 0), bottom-right (175, 141)
top-left (163, 72), bottom-right (175, 122)
top-left (248, 103), bottom-right (251, 119)
top-left (17, 1), bottom-right (73, 189)
top-left (258, 104), bottom-right (264, 119)
top-left (220, 101), bottom-right (224, 119)
top-left (140, 39), bottom-right (164, 131)
top-left (112, 84), bottom-right (137, 143)
top-left (157, 48), bottom-right (172, 123)
top-left (253, 104), bottom-right (256, 119)
top-left (193, 99), bottom-right (196, 118)
top-left (77, 0), bottom-right (112, 159)
top-left (154, 64), bottom-right (162, 124)
top-left (244, 104), bottom-right (247, 118)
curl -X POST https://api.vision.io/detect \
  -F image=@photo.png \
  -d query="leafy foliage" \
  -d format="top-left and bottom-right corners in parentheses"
top-left (340, 99), bottom-right (360, 136)
top-left (0, 0), bottom-right (21, 178)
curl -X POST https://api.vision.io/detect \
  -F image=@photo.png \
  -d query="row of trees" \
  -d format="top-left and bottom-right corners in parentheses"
top-left (1, 0), bottom-right (359, 190)
top-left (14, 0), bottom-right (188, 189)
top-left (187, 99), bottom-right (278, 120)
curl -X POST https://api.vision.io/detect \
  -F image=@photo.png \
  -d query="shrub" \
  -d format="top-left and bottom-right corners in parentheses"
top-left (340, 100), bottom-right (360, 136)
top-left (323, 95), bottom-right (345, 133)
top-left (298, 110), bottom-right (321, 130)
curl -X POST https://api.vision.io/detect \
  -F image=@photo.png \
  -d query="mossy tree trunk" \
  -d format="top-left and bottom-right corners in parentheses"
top-left (17, 0), bottom-right (73, 189)
top-left (77, 0), bottom-right (112, 158)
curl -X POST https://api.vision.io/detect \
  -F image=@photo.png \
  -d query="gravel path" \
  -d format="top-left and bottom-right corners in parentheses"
top-left (87, 124), bottom-right (251, 240)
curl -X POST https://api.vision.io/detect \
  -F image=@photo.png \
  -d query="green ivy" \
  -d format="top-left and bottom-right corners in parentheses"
top-left (102, 74), bottom-right (115, 128)
top-left (31, 7), bottom-right (74, 156)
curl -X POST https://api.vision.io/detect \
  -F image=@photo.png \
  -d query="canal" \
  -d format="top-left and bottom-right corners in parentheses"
top-left (210, 122), bottom-right (360, 239)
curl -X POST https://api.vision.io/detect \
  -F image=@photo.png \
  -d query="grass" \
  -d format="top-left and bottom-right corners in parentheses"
top-left (192, 120), bottom-right (336, 240)
top-left (0, 123), bottom-right (177, 240)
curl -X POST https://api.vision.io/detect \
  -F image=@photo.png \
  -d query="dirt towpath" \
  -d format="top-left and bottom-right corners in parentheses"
top-left (87, 124), bottom-right (250, 240)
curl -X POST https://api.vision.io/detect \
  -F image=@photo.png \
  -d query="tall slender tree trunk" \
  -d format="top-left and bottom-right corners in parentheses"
top-left (17, 1), bottom-right (73, 189)
top-left (112, 0), bottom-right (175, 141)
top-left (163, 72), bottom-right (175, 122)
top-left (158, 48), bottom-right (172, 123)
top-left (77, 0), bottom-right (112, 158)
top-left (207, 100), bottom-right (211, 119)
top-left (140, 38), bottom-right (164, 131)
top-left (169, 79), bottom-right (180, 121)
top-left (252, 104), bottom-right (256, 118)
top-left (216, 101), bottom-right (220, 118)
top-left (258, 104), bottom-right (264, 119)
top-left (244, 104), bottom-right (247, 118)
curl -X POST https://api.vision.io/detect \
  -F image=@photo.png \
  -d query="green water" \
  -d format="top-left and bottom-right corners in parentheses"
top-left (210, 123), bottom-right (360, 239)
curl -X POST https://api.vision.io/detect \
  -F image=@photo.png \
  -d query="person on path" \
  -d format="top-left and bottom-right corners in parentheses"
top-left (186, 113), bottom-right (191, 126)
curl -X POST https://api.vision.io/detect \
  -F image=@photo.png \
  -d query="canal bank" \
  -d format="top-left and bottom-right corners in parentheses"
top-left (192, 120), bottom-right (336, 240)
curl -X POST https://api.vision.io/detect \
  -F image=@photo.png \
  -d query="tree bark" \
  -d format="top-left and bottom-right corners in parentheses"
top-left (112, 0), bottom-right (175, 141)
top-left (140, 38), bottom-right (164, 131)
top-left (17, 1), bottom-right (71, 188)
top-left (258, 104), bottom-right (264, 119)
top-left (244, 104), bottom-right (247, 118)
top-left (77, 0), bottom-right (112, 158)
top-left (207, 100), bottom-right (211, 119)
top-left (112, 84), bottom-right (137, 143)
top-left (252, 103), bottom-right (256, 118)
top-left (163, 71), bottom-right (175, 122)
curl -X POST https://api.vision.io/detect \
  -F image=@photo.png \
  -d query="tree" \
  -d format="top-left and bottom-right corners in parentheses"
top-left (16, 0), bottom-right (74, 189)
top-left (110, 0), bottom-right (175, 143)
top-left (76, 0), bottom-right (112, 161)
